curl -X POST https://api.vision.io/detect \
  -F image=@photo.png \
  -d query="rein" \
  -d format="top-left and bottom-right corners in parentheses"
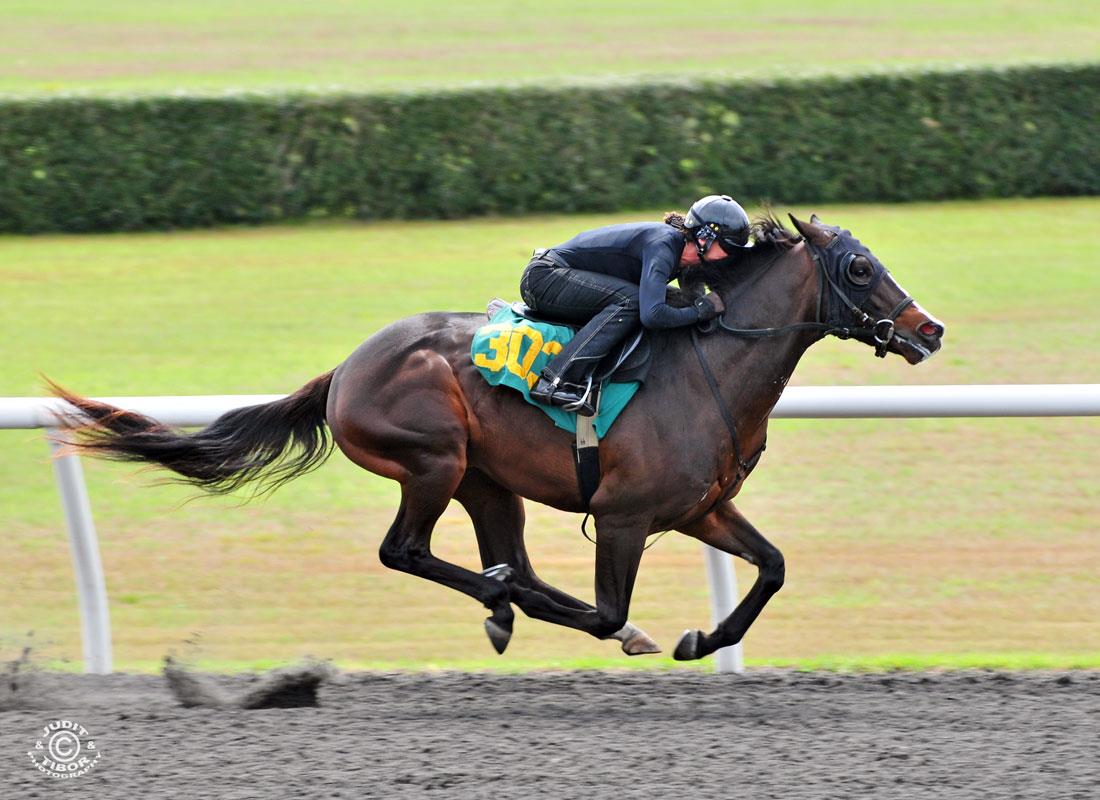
top-left (689, 236), bottom-right (912, 488)
top-left (690, 326), bottom-right (749, 473)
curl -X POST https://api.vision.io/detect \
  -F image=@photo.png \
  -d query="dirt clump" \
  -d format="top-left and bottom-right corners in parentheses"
top-left (163, 656), bottom-right (333, 709)
top-left (0, 638), bottom-right (38, 711)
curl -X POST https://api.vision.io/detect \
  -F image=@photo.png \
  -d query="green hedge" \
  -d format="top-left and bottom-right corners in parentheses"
top-left (1, 64), bottom-right (1096, 233)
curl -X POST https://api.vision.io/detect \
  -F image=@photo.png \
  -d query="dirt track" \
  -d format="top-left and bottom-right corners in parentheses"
top-left (1, 670), bottom-right (1097, 799)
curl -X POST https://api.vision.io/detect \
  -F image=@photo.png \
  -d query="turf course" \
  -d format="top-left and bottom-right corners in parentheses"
top-left (1, 197), bottom-right (1098, 672)
top-left (2, 0), bottom-right (1097, 95)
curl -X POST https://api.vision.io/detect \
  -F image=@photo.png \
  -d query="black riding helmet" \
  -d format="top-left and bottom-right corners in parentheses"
top-left (684, 194), bottom-right (751, 258)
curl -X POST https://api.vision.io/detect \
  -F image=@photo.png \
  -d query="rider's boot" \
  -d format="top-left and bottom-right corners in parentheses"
top-left (529, 301), bottom-right (635, 417)
top-left (530, 374), bottom-right (600, 417)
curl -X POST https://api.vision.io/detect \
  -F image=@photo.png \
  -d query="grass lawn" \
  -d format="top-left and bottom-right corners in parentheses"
top-left (1, 0), bottom-right (1096, 95)
top-left (1, 197), bottom-right (1098, 672)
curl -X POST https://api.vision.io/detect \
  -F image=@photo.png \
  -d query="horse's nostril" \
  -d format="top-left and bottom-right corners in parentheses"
top-left (918, 321), bottom-right (944, 339)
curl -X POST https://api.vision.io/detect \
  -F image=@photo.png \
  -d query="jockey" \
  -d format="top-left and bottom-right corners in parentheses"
top-left (522, 194), bottom-right (751, 416)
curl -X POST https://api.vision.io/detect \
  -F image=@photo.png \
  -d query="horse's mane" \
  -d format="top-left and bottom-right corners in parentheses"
top-left (750, 211), bottom-right (803, 256)
top-left (672, 210), bottom-right (803, 303)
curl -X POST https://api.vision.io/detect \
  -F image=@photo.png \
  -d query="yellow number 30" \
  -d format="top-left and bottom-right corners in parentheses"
top-left (475, 323), bottom-right (563, 388)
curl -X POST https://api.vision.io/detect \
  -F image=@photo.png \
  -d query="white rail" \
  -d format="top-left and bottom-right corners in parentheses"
top-left (3, 384), bottom-right (1099, 674)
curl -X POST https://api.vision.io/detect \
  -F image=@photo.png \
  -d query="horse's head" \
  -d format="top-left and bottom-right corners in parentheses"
top-left (789, 214), bottom-right (945, 364)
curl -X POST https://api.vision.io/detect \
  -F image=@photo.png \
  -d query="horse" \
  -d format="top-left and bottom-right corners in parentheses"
top-left (51, 213), bottom-right (945, 661)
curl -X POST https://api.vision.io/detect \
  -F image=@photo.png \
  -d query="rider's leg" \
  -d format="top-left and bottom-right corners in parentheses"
top-left (521, 267), bottom-right (641, 415)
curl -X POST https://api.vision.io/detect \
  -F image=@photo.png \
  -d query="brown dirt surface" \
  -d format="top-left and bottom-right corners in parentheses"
top-left (1, 669), bottom-right (1097, 798)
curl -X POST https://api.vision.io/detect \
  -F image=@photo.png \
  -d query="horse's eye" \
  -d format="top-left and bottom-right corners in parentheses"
top-left (847, 258), bottom-right (873, 286)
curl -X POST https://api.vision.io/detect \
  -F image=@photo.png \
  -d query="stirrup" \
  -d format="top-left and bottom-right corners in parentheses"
top-left (561, 375), bottom-right (594, 413)
top-left (562, 377), bottom-right (600, 417)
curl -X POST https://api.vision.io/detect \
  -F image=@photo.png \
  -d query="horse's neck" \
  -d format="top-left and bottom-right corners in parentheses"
top-left (703, 243), bottom-right (822, 427)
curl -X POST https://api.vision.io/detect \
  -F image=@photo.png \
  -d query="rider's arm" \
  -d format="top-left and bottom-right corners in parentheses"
top-left (638, 242), bottom-right (701, 329)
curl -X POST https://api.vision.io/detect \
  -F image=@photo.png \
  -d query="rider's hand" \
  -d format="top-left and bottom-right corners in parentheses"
top-left (693, 292), bottom-right (726, 321)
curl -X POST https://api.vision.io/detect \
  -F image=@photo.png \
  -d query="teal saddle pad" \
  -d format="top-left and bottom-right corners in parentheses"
top-left (471, 307), bottom-right (640, 438)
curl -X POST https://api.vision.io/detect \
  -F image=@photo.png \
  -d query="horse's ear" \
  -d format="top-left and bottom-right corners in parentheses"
top-left (788, 213), bottom-right (809, 234)
top-left (789, 213), bottom-right (832, 246)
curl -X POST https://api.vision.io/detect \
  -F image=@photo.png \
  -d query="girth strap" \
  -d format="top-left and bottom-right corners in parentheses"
top-left (572, 404), bottom-right (601, 510)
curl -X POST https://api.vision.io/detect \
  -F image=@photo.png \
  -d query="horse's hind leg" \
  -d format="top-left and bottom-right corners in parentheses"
top-left (378, 469), bottom-right (516, 654)
top-left (331, 350), bottom-right (515, 653)
top-left (672, 501), bottom-right (785, 661)
top-left (454, 469), bottom-right (660, 655)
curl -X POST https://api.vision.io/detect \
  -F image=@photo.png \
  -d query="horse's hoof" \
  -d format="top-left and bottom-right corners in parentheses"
top-left (611, 623), bottom-right (662, 656)
top-left (673, 629), bottom-right (704, 661)
top-left (481, 564), bottom-right (515, 584)
top-left (484, 617), bottom-right (512, 655)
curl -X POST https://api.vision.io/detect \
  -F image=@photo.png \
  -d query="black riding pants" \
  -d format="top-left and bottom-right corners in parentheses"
top-left (520, 258), bottom-right (642, 385)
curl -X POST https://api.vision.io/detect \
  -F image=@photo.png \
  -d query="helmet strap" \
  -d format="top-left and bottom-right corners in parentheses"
top-left (694, 223), bottom-right (720, 257)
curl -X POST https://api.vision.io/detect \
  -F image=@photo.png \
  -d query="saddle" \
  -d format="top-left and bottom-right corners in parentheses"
top-left (485, 299), bottom-right (653, 385)
top-left (481, 298), bottom-right (648, 508)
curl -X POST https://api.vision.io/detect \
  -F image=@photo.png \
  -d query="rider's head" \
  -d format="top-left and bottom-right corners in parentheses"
top-left (684, 195), bottom-right (751, 265)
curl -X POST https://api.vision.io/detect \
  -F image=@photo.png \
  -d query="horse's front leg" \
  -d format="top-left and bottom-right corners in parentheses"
top-left (588, 512), bottom-right (650, 639)
top-left (672, 501), bottom-right (785, 661)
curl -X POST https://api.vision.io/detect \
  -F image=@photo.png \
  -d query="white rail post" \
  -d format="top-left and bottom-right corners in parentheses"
top-left (46, 430), bottom-right (112, 674)
top-left (703, 545), bottom-right (744, 673)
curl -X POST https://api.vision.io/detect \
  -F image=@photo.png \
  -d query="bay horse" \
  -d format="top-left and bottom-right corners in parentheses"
top-left (51, 213), bottom-right (945, 661)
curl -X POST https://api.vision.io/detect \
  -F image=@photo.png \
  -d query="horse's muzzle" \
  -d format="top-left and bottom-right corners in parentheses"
top-left (893, 305), bottom-right (945, 364)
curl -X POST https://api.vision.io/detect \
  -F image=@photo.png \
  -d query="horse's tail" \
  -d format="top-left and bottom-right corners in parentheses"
top-left (49, 370), bottom-right (336, 496)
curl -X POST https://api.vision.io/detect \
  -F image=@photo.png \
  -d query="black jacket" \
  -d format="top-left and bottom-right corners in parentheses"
top-left (547, 222), bottom-right (700, 328)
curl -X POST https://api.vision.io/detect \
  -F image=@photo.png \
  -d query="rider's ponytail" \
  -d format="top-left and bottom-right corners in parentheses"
top-left (663, 211), bottom-right (688, 232)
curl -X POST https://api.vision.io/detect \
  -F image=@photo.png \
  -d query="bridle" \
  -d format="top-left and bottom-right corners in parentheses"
top-left (705, 233), bottom-right (914, 357)
top-left (810, 235), bottom-right (914, 358)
